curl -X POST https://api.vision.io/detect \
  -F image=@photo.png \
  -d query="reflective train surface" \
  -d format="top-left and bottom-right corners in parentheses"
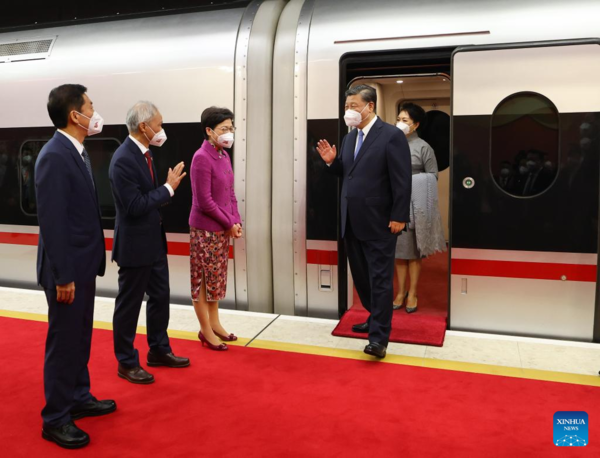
top-left (1, 0), bottom-right (600, 342)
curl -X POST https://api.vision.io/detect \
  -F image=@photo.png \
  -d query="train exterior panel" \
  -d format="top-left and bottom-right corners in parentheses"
top-left (1, 0), bottom-right (600, 341)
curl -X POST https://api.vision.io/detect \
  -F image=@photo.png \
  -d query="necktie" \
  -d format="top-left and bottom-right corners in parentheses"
top-left (354, 129), bottom-right (364, 160)
top-left (144, 151), bottom-right (155, 184)
top-left (81, 150), bottom-right (94, 187)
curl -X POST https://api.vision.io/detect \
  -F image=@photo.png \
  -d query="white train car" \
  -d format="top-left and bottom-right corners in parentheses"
top-left (1, 0), bottom-right (599, 342)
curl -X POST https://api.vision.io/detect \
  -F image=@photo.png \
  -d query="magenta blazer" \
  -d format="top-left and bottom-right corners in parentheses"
top-left (189, 140), bottom-right (241, 232)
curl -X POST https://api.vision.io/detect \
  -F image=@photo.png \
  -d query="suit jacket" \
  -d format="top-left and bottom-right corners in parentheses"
top-left (35, 132), bottom-right (106, 288)
top-left (189, 140), bottom-right (241, 232)
top-left (109, 137), bottom-right (171, 267)
top-left (329, 117), bottom-right (412, 241)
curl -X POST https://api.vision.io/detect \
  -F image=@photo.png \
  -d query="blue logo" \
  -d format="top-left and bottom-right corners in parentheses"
top-left (554, 412), bottom-right (588, 446)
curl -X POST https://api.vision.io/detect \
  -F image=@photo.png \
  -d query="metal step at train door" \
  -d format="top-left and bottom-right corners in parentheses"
top-left (450, 39), bottom-right (600, 341)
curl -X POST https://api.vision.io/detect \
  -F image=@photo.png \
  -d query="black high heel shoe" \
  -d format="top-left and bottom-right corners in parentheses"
top-left (393, 292), bottom-right (408, 310)
top-left (406, 296), bottom-right (418, 314)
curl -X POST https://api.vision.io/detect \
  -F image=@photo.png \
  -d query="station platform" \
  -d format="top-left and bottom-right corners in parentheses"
top-left (1, 286), bottom-right (599, 380)
top-left (1, 286), bottom-right (599, 456)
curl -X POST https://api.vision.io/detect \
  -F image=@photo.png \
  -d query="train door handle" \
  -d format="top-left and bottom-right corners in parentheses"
top-left (318, 265), bottom-right (333, 292)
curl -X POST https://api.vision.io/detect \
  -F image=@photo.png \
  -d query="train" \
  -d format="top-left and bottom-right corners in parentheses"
top-left (1, 0), bottom-right (599, 342)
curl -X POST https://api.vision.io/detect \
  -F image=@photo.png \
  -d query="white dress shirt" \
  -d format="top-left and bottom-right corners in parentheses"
top-left (326, 114), bottom-right (378, 166)
top-left (354, 114), bottom-right (378, 152)
top-left (129, 135), bottom-right (174, 197)
top-left (57, 129), bottom-right (85, 160)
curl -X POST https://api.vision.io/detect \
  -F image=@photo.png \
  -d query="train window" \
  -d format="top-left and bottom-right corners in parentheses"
top-left (20, 141), bottom-right (44, 215)
top-left (20, 137), bottom-right (119, 218)
top-left (84, 138), bottom-right (119, 218)
top-left (491, 92), bottom-right (559, 197)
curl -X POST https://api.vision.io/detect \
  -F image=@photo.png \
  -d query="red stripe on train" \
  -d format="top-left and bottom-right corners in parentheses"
top-left (0, 232), bottom-right (38, 246)
top-left (2, 232), bottom-right (595, 278)
top-left (0, 232), bottom-right (234, 259)
top-left (306, 249), bottom-right (338, 265)
top-left (451, 258), bottom-right (597, 282)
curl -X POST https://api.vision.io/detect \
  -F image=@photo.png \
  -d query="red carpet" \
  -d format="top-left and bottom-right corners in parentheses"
top-left (333, 252), bottom-right (448, 346)
top-left (2, 316), bottom-right (599, 457)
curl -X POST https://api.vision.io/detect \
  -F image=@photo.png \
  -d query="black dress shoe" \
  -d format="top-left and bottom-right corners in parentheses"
top-left (70, 397), bottom-right (117, 420)
top-left (364, 342), bottom-right (387, 358)
top-left (147, 351), bottom-right (190, 368)
top-left (42, 421), bottom-right (90, 449)
top-left (352, 322), bottom-right (369, 333)
top-left (118, 364), bottom-right (155, 384)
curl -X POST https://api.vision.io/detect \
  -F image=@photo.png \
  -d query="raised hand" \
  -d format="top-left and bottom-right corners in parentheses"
top-left (166, 161), bottom-right (187, 191)
top-left (316, 139), bottom-right (337, 165)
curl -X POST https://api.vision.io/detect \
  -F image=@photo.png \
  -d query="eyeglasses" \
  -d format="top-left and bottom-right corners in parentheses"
top-left (214, 126), bottom-right (236, 133)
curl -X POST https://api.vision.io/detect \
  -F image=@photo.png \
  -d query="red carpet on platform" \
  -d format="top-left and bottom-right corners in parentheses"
top-left (1, 316), bottom-right (600, 457)
top-left (333, 251), bottom-right (448, 346)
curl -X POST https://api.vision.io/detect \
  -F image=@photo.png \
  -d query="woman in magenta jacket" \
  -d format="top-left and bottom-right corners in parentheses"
top-left (189, 107), bottom-right (242, 351)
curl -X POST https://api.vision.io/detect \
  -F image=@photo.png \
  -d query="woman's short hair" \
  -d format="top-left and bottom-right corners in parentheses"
top-left (200, 107), bottom-right (234, 140)
top-left (398, 102), bottom-right (427, 125)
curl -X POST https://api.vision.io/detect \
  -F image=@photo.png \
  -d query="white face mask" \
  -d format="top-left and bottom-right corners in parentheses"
top-left (213, 130), bottom-right (234, 148)
top-left (344, 103), bottom-right (369, 127)
top-left (76, 111), bottom-right (104, 136)
top-left (396, 121), bottom-right (413, 135)
top-left (145, 125), bottom-right (167, 147)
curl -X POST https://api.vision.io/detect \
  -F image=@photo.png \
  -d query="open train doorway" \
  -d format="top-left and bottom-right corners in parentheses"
top-left (336, 48), bottom-right (454, 339)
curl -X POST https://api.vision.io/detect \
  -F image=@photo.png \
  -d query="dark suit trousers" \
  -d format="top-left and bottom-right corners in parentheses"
top-left (42, 281), bottom-right (95, 428)
top-left (113, 252), bottom-right (172, 368)
top-left (344, 222), bottom-right (396, 346)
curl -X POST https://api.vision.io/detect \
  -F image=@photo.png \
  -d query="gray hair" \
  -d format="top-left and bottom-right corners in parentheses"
top-left (126, 101), bottom-right (159, 133)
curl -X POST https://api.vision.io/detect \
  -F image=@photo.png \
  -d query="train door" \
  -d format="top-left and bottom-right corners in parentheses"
top-left (450, 40), bottom-right (600, 341)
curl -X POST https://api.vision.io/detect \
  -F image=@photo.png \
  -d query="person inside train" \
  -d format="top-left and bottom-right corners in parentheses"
top-left (109, 101), bottom-right (190, 385)
top-left (189, 106), bottom-right (242, 351)
top-left (36, 84), bottom-right (115, 449)
top-left (520, 149), bottom-right (553, 196)
top-left (497, 160), bottom-right (514, 190)
top-left (316, 84), bottom-right (412, 359)
top-left (393, 102), bottom-right (446, 313)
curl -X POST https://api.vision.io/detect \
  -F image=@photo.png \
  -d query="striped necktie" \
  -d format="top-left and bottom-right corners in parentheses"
top-left (354, 129), bottom-right (364, 160)
top-left (82, 150), bottom-right (94, 187)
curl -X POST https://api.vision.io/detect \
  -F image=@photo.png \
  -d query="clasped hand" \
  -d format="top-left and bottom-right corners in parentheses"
top-left (226, 224), bottom-right (243, 239)
top-left (389, 221), bottom-right (405, 234)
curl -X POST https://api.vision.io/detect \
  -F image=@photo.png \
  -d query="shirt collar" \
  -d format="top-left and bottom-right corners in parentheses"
top-left (359, 115), bottom-right (378, 137)
top-left (407, 130), bottom-right (419, 142)
top-left (57, 129), bottom-right (84, 156)
top-left (129, 135), bottom-right (148, 154)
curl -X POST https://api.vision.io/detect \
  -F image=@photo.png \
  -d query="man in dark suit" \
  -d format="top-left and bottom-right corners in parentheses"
top-left (109, 101), bottom-right (189, 384)
top-left (317, 85), bottom-right (411, 358)
top-left (35, 84), bottom-right (116, 449)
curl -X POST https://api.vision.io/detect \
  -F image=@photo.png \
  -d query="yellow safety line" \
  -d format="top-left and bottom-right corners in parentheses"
top-left (2, 309), bottom-right (599, 387)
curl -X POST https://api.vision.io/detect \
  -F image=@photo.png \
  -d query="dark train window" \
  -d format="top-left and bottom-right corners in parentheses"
top-left (84, 138), bottom-right (120, 218)
top-left (491, 92), bottom-right (559, 197)
top-left (20, 141), bottom-right (44, 216)
top-left (20, 137), bottom-right (119, 218)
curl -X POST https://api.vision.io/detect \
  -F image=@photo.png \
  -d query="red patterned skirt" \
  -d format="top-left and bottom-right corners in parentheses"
top-left (190, 227), bottom-right (230, 302)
